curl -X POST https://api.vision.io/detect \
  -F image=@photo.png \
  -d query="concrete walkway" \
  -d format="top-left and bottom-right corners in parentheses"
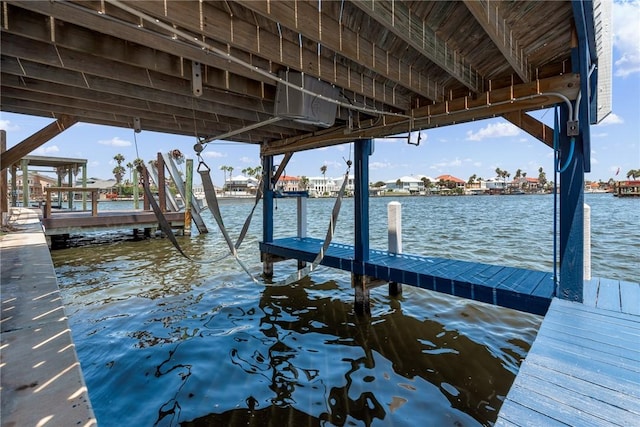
top-left (1, 208), bottom-right (96, 426)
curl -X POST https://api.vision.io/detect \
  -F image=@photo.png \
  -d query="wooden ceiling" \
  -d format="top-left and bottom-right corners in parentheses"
top-left (1, 1), bottom-right (581, 157)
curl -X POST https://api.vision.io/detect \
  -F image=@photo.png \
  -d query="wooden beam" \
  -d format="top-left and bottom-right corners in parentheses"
top-left (262, 73), bottom-right (580, 156)
top-left (463, 0), bottom-right (530, 83)
top-left (1, 115), bottom-right (78, 171)
top-left (502, 111), bottom-right (554, 148)
top-left (118, 0), bottom-right (410, 109)
top-left (350, 0), bottom-right (482, 92)
top-left (235, 0), bottom-right (442, 102)
top-left (0, 96), bottom-right (291, 143)
top-left (0, 72), bottom-right (310, 136)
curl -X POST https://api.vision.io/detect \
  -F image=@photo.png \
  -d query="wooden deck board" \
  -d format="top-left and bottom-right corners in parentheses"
top-left (596, 277), bottom-right (622, 312)
top-left (620, 280), bottom-right (640, 315)
top-left (497, 298), bottom-right (640, 426)
top-left (260, 237), bottom-right (554, 314)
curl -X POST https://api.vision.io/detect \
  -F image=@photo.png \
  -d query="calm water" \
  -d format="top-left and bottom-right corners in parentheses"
top-left (52, 194), bottom-right (638, 426)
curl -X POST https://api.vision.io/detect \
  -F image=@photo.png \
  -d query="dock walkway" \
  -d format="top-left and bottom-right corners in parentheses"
top-left (1, 208), bottom-right (96, 426)
top-left (497, 281), bottom-right (640, 426)
top-left (261, 237), bottom-right (555, 315)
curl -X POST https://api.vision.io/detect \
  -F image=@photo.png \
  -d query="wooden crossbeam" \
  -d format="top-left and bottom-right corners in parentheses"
top-left (464, 0), bottom-right (530, 83)
top-left (1, 115), bottom-right (78, 171)
top-left (502, 111), bottom-right (554, 148)
top-left (262, 74), bottom-right (579, 155)
top-left (350, 0), bottom-right (482, 92)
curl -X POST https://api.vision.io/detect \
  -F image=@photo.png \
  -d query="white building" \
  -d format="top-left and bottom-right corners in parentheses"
top-left (385, 176), bottom-right (424, 194)
top-left (307, 176), bottom-right (337, 197)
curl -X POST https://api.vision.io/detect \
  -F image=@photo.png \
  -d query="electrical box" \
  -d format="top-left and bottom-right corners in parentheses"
top-left (275, 70), bottom-right (339, 128)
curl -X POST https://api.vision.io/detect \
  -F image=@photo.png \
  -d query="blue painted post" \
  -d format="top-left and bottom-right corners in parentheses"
top-left (558, 12), bottom-right (593, 301)
top-left (262, 155), bottom-right (274, 278)
top-left (559, 102), bottom-right (584, 302)
top-left (353, 139), bottom-right (372, 314)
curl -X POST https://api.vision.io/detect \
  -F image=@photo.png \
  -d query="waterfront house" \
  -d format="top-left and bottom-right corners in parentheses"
top-left (385, 176), bottom-right (424, 194)
top-left (307, 176), bottom-right (337, 197)
top-left (11, 172), bottom-right (57, 202)
top-left (435, 175), bottom-right (466, 193)
top-left (225, 175), bottom-right (259, 196)
top-left (275, 175), bottom-right (300, 192)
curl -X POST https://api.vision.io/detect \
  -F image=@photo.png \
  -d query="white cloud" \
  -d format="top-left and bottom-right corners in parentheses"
top-left (466, 122), bottom-right (520, 141)
top-left (613, 1), bottom-right (640, 77)
top-left (592, 132), bottom-right (608, 138)
top-left (240, 156), bottom-right (258, 164)
top-left (0, 119), bottom-right (20, 131)
top-left (597, 112), bottom-right (624, 125)
top-left (98, 137), bottom-right (131, 147)
top-left (34, 145), bottom-right (60, 155)
top-left (370, 161), bottom-right (392, 170)
top-left (203, 151), bottom-right (225, 158)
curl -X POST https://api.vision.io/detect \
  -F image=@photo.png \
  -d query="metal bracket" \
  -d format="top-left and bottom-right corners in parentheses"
top-left (133, 117), bottom-right (141, 133)
top-left (567, 120), bottom-right (579, 136)
top-left (192, 61), bottom-right (202, 97)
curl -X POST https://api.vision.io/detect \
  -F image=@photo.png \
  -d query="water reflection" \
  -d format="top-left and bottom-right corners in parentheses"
top-left (94, 273), bottom-right (538, 427)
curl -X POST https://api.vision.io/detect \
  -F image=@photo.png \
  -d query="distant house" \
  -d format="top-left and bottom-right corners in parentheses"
top-left (385, 176), bottom-right (424, 194)
top-left (11, 172), bottom-right (57, 201)
top-left (435, 174), bottom-right (466, 192)
top-left (307, 176), bottom-right (337, 197)
top-left (485, 177), bottom-right (509, 192)
top-left (333, 174), bottom-right (355, 193)
top-left (226, 175), bottom-right (259, 195)
top-left (75, 177), bottom-right (118, 199)
top-left (275, 175), bottom-right (300, 192)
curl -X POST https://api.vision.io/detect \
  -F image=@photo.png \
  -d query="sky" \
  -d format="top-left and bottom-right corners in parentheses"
top-left (2, 1), bottom-right (639, 186)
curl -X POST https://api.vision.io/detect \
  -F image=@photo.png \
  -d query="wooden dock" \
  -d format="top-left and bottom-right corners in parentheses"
top-left (260, 237), bottom-right (555, 315)
top-left (1, 208), bottom-right (96, 425)
top-left (41, 209), bottom-right (185, 237)
top-left (497, 281), bottom-right (640, 426)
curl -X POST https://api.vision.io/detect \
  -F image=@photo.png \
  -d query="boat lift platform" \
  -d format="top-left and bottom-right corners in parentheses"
top-left (261, 237), bottom-right (555, 315)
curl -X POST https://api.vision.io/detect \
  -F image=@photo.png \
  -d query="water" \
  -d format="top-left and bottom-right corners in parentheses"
top-left (52, 194), bottom-right (638, 426)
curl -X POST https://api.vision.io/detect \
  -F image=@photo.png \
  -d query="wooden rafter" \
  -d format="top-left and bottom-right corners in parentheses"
top-left (463, 0), bottom-right (530, 83)
top-left (350, 0), bottom-right (482, 93)
top-left (0, 115), bottom-right (78, 171)
top-left (502, 111), bottom-right (554, 148)
top-left (262, 74), bottom-right (579, 156)
top-left (117, 0), bottom-right (411, 110)
top-left (235, 0), bottom-right (442, 102)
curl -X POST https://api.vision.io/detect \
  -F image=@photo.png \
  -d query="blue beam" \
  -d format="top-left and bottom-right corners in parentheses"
top-left (262, 155), bottom-right (274, 244)
top-left (354, 139), bottom-right (372, 265)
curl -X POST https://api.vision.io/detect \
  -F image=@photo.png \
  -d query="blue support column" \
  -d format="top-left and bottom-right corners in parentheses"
top-left (559, 102), bottom-right (584, 302)
top-left (262, 155), bottom-right (274, 278)
top-left (558, 1), bottom-right (596, 302)
top-left (354, 139), bottom-right (371, 263)
top-left (353, 139), bottom-right (372, 315)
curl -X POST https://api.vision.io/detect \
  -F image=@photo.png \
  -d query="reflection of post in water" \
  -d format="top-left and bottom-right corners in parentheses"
top-left (256, 278), bottom-right (516, 424)
top-left (153, 342), bottom-right (192, 426)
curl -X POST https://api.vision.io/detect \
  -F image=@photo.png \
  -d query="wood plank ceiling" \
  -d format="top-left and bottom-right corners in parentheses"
top-left (1, 1), bottom-right (579, 156)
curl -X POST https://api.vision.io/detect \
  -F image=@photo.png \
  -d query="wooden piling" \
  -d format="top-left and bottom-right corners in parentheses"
top-left (184, 159), bottom-right (193, 236)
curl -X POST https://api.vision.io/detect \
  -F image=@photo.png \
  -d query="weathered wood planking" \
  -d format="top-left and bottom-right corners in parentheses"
top-left (41, 210), bottom-right (185, 236)
top-left (260, 237), bottom-right (554, 315)
top-left (584, 277), bottom-right (639, 315)
top-left (496, 298), bottom-right (640, 426)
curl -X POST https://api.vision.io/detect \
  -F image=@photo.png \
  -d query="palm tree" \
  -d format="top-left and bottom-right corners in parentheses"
top-left (320, 164), bottom-right (328, 195)
top-left (538, 167), bottom-right (548, 189)
top-left (626, 169), bottom-right (639, 180)
top-left (126, 162), bottom-right (133, 184)
top-left (112, 153), bottom-right (126, 187)
top-left (299, 176), bottom-right (309, 191)
top-left (220, 165), bottom-right (230, 195)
